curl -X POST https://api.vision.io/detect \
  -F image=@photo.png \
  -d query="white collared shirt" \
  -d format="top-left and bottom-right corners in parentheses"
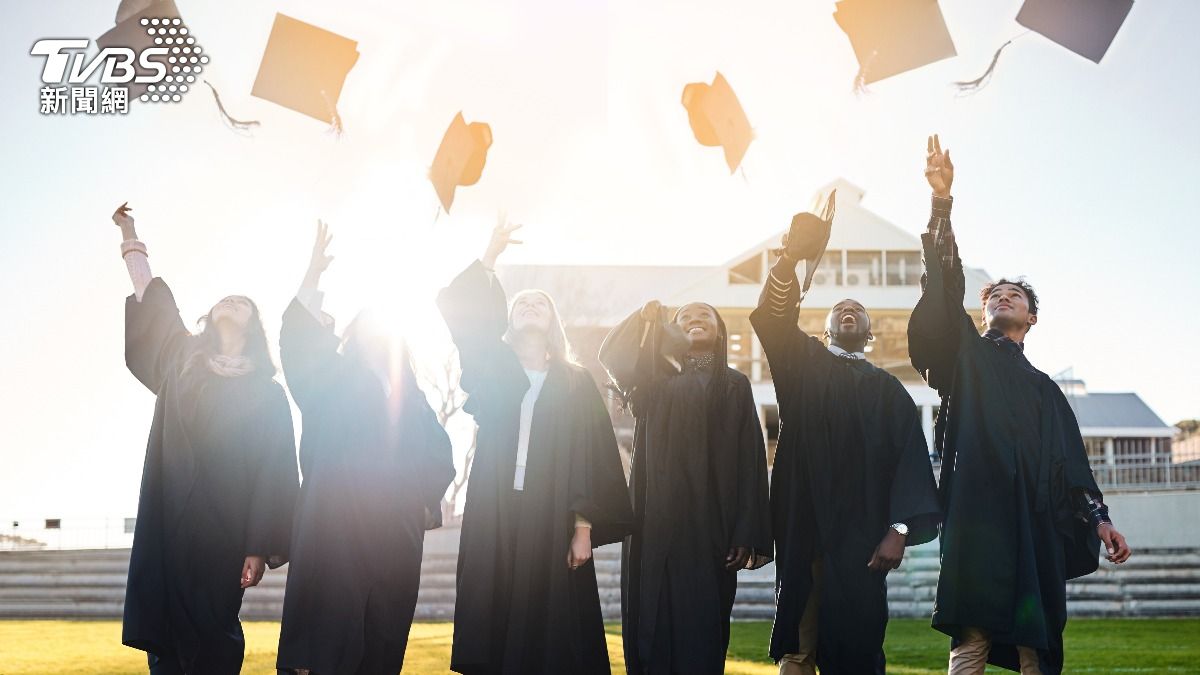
top-left (514, 367), bottom-right (549, 490)
top-left (827, 344), bottom-right (866, 360)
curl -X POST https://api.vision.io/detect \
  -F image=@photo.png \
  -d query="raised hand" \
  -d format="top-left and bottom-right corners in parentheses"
top-left (112, 202), bottom-right (137, 239)
top-left (925, 134), bottom-right (954, 198)
top-left (303, 219), bottom-right (334, 288)
top-left (482, 216), bottom-right (523, 269)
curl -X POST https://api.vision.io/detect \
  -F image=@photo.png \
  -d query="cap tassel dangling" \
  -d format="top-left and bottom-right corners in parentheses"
top-left (204, 80), bottom-right (261, 132)
top-left (954, 31), bottom-right (1031, 94)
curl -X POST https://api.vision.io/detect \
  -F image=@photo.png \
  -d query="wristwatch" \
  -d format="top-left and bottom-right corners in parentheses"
top-left (890, 522), bottom-right (909, 537)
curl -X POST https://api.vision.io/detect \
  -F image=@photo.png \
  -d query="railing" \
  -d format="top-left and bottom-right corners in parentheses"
top-left (0, 517), bottom-right (133, 552)
top-left (6, 455), bottom-right (1197, 553)
top-left (1091, 457), bottom-right (1200, 492)
top-left (929, 455), bottom-right (1200, 492)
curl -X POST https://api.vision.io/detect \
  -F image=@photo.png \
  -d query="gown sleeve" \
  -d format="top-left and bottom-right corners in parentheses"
top-left (567, 372), bottom-right (635, 547)
top-left (279, 297), bottom-right (343, 411)
top-left (731, 378), bottom-right (774, 569)
top-left (883, 379), bottom-right (942, 546)
top-left (125, 277), bottom-right (195, 393)
top-left (908, 227), bottom-right (972, 396)
top-left (401, 360), bottom-right (457, 529)
top-left (599, 307), bottom-right (689, 414)
top-left (436, 261), bottom-right (524, 416)
top-left (244, 385), bottom-right (301, 568)
top-left (749, 258), bottom-right (830, 409)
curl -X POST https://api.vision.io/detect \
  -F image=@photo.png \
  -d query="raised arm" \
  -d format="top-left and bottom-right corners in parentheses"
top-left (599, 300), bottom-right (689, 402)
top-left (113, 202), bottom-right (153, 302)
top-left (280, 220), bottom-right (341, 409)
top-left (116, 203), bottom-right (195, 392)
top-left (436, 220), bottom-right (525, 404)
top-left (908, 135), bottom-right (971, 394)
top-left (749, 243), bottom-right (830, 383)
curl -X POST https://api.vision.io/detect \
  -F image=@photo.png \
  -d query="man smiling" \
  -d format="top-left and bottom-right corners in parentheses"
top-left (909, 135), bottom-right (1132, 675)
top-left (752, 208), bottom-right (940, 675)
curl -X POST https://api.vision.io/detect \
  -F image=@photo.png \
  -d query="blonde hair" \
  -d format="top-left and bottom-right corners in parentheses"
top-left (503, 289), bottom-right (577, 364)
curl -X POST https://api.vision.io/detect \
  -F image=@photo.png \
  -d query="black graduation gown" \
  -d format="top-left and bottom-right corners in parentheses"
top-left (122, 278), bottom-right (299, 673)
top-left (603, 309), bottom-right (773, 675)
top-left (908, 233), bottom-right (1102, 675)
top-left (437, 261), bottom-right (634, 675)
top-left (276, 299), bottom-right (455, 675)
top-left (749, 270), bottom-right (940, 673)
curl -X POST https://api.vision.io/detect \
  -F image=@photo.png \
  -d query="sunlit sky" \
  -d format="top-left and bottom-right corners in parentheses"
top-left (2, 0), bottom-right (1198, 519)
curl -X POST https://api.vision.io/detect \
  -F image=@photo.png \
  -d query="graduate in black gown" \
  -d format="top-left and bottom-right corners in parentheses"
top-left (751, 208), bottom-right (940, 675)
top-left (277, 221), bottom-right (456, 675)
top-left (602, 299), bottom-right (773, 675)
top-left (909, 136), bottom-right (1132, 675)
top-left (438, 221), bottom-right (634, 675)
top-left (114, 203), bottom-right (299, 675)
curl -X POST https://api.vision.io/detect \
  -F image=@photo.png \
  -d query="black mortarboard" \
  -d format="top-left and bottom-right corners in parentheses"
top-left (784, 190), bottom-right (837, 295)
top-left (1017, 0), bottom-right (1133, 63)
top-left (833, 0), bottom-right (957, 86)
top-left (97, 0), bottom-right (181, 99)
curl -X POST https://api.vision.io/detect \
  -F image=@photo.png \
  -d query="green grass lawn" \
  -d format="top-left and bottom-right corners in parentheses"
top-left (0, 619), bottom-right (1196, 674)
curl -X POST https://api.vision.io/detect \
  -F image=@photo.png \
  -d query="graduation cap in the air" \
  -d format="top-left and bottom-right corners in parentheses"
top-left (429, 112), bottom-right (493, 213)
top-left (97, 0), bottom-right (181, 99)
top-left (957, 0), bottom-right (1134, 90)
top-left (1018, 0), bottom-right (1133, 63)
top-left (681, 72), bottom-right (753, 173)
top-left (833, 0), bottom-right (957, 89)
top-left (781, 189), bottom-right (837, 295)
top-left (251, 13), bottom-right (359, 132)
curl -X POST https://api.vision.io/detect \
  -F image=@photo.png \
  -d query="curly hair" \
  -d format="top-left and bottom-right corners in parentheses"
top-left (980, 277), bottom-right (1039, 317)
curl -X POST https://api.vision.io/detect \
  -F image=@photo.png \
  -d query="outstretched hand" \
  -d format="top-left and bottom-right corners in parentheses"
top-left (925, 134), bottom-right (954, 198)
top-left (112, 202), bottom-right (136, 238)
top-left (304, 219), bottom-right (334, 287)
top-left (482, 216), bottom-right (523, 269)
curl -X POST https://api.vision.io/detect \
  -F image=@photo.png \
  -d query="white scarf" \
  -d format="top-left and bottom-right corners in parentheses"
top-left (207, 354), bottom-right (255, 377)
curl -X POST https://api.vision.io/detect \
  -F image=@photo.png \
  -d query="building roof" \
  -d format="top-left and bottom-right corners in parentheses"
top-left (498, 178), bottom-right (992, 320)
top-left (1065, 391), bottom-right (1173, 434)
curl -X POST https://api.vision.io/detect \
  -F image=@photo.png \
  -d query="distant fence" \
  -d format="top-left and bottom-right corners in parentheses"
top-left (6, 454), bottom-right (1197, 552)
top-left (0, 518), bottom-right (134, 552)
top-left (1090, 455), bottom-right (1200, 492)
top-left (929, 456), bottom-right (1200, 492)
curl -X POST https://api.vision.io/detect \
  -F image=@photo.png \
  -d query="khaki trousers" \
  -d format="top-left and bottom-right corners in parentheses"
top-left (778, 560), bottom-right (822, 675)
top-left (948, 627), bottom-right (1042, 675)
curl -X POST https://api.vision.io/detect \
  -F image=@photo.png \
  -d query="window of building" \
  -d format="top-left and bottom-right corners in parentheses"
top-left (846, 251), bottom-right (882, 286)
top-left (886, 251), bottom-right (921, 286)
top-left (1084, 437), bottom-right (1107, 460)
top-left (1113, 437), bottom-right (1153, 464)
top-left (810, 250), bottom-right (843, 286)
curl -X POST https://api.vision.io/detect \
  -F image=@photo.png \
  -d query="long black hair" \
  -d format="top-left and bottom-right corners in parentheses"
top-left (182, 296), bottom-right (277, 379)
